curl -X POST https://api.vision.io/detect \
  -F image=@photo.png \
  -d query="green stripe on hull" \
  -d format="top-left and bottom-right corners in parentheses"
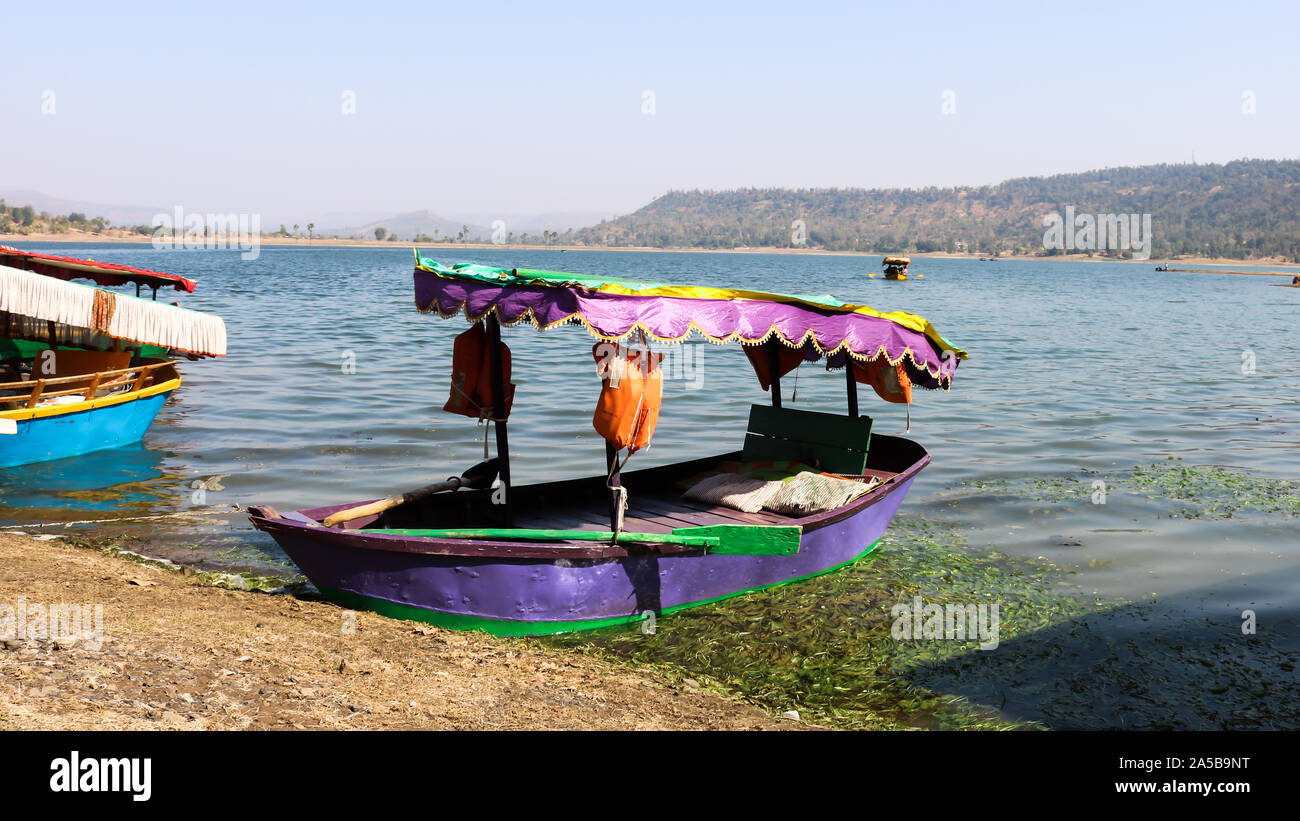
top-left (315, 538), bottom-right (882, 637)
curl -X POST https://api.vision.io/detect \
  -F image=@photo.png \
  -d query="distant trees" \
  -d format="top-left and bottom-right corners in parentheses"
top-left (374, 227), bottom-right (387, 241)
top-left (0, 202), bottom-right (106, 235)
top-left (568, 160), bottom-right (1300, 261)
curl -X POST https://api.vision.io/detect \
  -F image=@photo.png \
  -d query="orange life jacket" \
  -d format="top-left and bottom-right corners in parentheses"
top-left (592, 341), bottom-right (663, 453)
top-left (853, 356), bottom-right (912, 405)
top-left (743, 342), bottom-right (807, 391)
top-left (444, 322), bottom-right (515, 419)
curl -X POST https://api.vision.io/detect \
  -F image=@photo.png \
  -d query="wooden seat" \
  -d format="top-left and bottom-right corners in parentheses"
top-left (740, 404), bottom-right (872, 474)
top-left (48, 350), bottom-right (132, 393)
top-left (51, 349), bottom-right (132, 377)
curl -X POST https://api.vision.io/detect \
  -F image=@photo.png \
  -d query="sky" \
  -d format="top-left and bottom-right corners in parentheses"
top-left (2, 0), bottom-right (1297, 225)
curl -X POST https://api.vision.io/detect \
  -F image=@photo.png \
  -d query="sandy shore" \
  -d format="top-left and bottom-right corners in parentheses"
top-left (4, 230), bottom-right (1298, 268)
top-left (0, 532), bottom-right (791, 730)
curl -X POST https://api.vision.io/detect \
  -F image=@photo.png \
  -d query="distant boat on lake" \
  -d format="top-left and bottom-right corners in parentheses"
top-left (882, 256), bottom-right (910, 280)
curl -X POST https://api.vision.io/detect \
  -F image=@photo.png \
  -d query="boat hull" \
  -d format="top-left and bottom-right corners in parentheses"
top-left (252, 444), bottom-right (925, 636)
top-left (0, 389), bottom-right (173, 468)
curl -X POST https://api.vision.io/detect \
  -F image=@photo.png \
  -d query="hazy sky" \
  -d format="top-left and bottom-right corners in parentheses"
top-left (3, 1), bottom-right (1297, 223)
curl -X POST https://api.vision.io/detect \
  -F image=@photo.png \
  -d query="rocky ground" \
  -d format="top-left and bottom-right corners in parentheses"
top-left (0, 532), bottom-right (791, 730)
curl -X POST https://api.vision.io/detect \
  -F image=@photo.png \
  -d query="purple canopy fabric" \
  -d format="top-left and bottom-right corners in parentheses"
top-left (414, 266), bottom-right (962, 390)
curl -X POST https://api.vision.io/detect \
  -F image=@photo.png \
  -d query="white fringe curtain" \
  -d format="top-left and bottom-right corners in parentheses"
top-left (0, 264), bottom-right (226, 357)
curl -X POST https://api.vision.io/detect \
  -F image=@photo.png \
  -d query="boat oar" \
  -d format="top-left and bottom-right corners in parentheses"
top-left (322, 458), bottom-right (499, 527)
top-left (364, 523), bottom-right (801, 556)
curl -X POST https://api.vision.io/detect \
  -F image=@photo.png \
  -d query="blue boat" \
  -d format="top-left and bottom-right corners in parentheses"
top-left (0, 247), bottom-right (226, 467)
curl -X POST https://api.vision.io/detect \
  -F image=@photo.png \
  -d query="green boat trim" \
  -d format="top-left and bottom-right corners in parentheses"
top-left (315, 537), bottom-right (883, 637)
top-left (364, 523), bottom-right (803, 556)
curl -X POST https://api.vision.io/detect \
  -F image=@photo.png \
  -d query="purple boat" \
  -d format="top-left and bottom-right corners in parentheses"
top-left (249, 257), bottom-right (966, 636)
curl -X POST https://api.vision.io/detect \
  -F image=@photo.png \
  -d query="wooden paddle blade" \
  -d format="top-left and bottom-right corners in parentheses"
top-left (674, 524), bottom-right (802, 555)
top-left (323, 495), bottom-right (410, 527)
top-left (322, 459), bottom-right (501, 527)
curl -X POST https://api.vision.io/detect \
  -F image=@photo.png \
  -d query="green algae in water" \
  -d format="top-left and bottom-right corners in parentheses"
top-left (959, 463), bottom-right (1300, 519)
top-left (541, 515), bottom-right (1094, 731)
top-left (1127, 464), bottom-right (1300, 518)
top-left (56, 534), bottom-right (303, 593)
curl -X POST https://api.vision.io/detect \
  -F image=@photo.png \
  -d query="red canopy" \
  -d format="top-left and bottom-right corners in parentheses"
top-left (0, 246), bottom-right (196, 293)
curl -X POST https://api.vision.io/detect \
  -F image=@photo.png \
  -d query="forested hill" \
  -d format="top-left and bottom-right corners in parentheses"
top-left (571, 160), bottom-right (1300, 261)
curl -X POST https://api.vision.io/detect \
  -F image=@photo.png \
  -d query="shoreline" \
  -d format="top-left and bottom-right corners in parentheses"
top-left (1165, 267), bottom-right (1299, 277)
top-left (0, 531), bottom-right (793, 730)
top-left (4, 231), bottom-right (1298, 269)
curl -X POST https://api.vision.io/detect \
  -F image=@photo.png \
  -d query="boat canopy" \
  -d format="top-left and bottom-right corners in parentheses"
top-left (413, 254), bottom-right (965, 390)
top-left (882, 257), bottom-right (911, 266)
top-left (0, 264), bottom-right (226, 357)
top-left (0, 246), bottom-right (197, 293)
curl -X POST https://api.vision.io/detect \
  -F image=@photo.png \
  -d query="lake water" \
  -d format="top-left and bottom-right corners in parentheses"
top-left (3, 243), bottom-right (1297, 726)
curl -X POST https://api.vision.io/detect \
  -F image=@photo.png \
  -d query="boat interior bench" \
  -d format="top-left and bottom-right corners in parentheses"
top-left (47, 350), bottom-right (134, 393)
top-left (740, 403), bottom-right (872, 475)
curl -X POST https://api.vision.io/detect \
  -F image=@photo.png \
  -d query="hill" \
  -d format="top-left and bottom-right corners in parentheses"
top-left (328, 210), bottom-right (489, 242)
top-left (570, 160), bottom-right (1300, 261)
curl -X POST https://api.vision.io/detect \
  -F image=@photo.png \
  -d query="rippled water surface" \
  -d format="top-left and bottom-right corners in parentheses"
top-left (3, 244), bottom-right (1298, 707)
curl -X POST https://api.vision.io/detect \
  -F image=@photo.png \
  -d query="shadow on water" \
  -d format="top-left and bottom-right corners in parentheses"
top-left (906, 578), bottom-right (1300, 730)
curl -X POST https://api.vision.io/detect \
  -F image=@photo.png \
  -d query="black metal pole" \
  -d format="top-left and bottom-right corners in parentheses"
top-left (605, 439), bottom-right (621, 532)
top-left (767, 339), bottom-right (782, 408)
top-left (485, 315), bottom-right (512, 525)
top-left (846, 358), bottom-right (859, 417)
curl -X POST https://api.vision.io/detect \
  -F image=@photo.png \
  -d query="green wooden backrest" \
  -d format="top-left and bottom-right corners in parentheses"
top-left (741, 404), bottom-right (872, 474)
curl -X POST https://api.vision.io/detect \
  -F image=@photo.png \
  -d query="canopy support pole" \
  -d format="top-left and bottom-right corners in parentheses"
top-left (605, 440), bottom-right (622, 532)
top-left (486, 315), bottom-right (512, 526)
top-left (766, 340), bottom-right (782, 408)
top-left (846, 358), bottom-right (859, 417)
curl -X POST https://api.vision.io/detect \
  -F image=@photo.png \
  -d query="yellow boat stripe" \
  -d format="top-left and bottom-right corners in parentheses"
top-left (0, 376), bottom-right (182, 421)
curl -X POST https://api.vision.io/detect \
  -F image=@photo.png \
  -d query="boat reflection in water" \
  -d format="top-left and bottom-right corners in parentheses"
top-left (0, 441), bottom-right (180, 518)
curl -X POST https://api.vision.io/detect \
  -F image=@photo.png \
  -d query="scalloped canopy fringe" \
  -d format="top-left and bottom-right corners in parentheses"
top-left (412, 256), bottom-right (964, 391)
